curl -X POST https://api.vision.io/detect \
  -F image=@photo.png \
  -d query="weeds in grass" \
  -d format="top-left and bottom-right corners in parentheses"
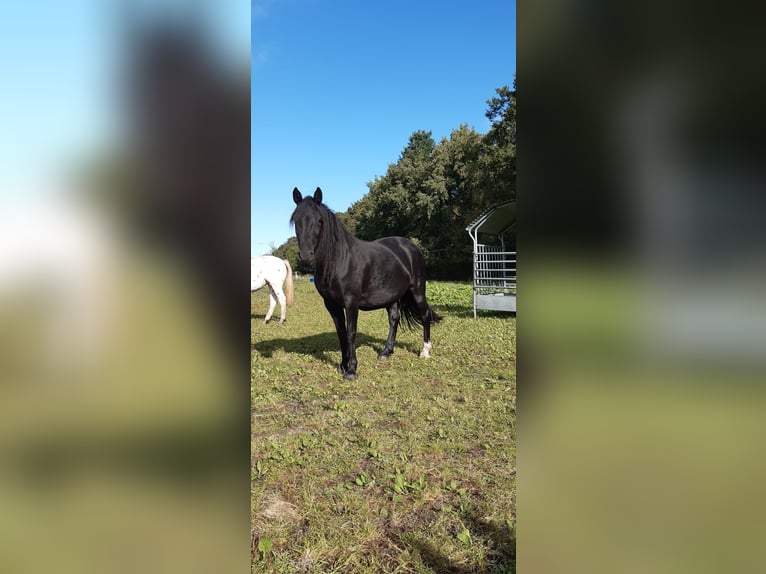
top-left (252, 280), bottom-right (515, 573)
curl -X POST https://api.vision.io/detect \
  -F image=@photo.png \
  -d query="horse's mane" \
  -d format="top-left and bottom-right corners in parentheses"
top-left (291, 199), bottom-right (356, 280)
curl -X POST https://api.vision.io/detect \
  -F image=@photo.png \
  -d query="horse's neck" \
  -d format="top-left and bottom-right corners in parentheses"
top-left (321, 213), bottom-right (355, 253)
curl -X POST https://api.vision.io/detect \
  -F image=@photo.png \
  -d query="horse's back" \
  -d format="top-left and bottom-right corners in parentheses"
top-left (373, 236), bottom-right (426, 275)
top-left (251, 255), bottom-right (286, 290)
top-left (252, 255), bottom-right (284, 273)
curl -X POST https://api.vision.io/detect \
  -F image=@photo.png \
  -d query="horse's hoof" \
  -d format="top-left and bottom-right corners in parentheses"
top-left (343, 371), bottom-right (357, 381)
top-left (419, 341), bottom-right (433, 358)
top-left (263, 319), bottom-right (270, 324)
top-left (377, 351), bottom-right (391, 360)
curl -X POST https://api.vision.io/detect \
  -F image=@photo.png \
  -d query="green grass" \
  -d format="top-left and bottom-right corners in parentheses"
top-left (252, 280), bottom-right (515, 573)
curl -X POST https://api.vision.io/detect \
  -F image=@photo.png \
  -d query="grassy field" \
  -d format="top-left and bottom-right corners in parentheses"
top-left (251, 279), bottom-right (515, 573)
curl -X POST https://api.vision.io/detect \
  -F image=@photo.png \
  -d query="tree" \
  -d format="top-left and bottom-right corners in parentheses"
top-left (477, 81), bottom-right (516, 210)
top-left (348, 126), bottom-right (484, 275)
top-left (355, 130), bottom-right (443, 244)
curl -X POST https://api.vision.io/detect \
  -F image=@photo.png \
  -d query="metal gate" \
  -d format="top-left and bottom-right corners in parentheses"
top-left (473, 245), bottom-right (516, 316)
top-left (466, 202), bottom-right (516, 317)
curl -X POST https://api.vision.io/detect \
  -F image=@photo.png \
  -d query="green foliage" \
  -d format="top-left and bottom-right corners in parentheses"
top-left (400, 129), bottom-right (437, 161)
top-left (485, 83), bottom-right (517, 150)
top-left (478, 80), bottom-right (517, 210)
top-left (457, 527), bottom-right (472, 545)
top-left (256, 536), bottom-right (272, 561)
top-left (355, 471), bottom-right (371, 487)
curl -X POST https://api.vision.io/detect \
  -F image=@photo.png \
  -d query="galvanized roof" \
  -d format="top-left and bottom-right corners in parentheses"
top-left (465, 200), bottom-right (516, 237)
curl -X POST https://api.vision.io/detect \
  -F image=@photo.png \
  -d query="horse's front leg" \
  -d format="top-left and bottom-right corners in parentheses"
top-left (324, 300), bottom-right (349, 373)
top-left (343, 305), bottom-right (359, 380)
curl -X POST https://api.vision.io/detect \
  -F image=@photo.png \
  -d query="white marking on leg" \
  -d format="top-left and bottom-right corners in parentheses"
top-left (419, 341), bottom-right (432, 358)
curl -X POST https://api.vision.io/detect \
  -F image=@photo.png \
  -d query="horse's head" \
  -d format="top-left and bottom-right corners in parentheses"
top-left (290, 187), bottom-right (324, 264)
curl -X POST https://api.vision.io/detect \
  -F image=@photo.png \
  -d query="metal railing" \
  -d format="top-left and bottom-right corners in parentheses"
top-left (473, 246), bottom-right (516, 294)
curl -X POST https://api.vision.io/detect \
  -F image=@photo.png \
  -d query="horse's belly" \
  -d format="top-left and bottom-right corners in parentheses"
top-left (318, 272), bottom-right (408, 310)
top-left (357, 287), bottom-right (409, 311)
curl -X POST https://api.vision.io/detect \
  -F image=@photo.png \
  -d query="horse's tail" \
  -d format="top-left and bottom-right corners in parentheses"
top-left (399, 291), bottom-right (442, 330)
top-left (283, 259), bottom-right (295, 306)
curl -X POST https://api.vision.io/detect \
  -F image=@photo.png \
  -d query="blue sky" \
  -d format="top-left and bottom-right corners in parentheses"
top-left (0, 0), bottom-right (513, 253)
top-left (0, 1), bottom-right (109, 198)
top-left (252, 0), bottom-right (516, 255)
top-left (0, 0), bottom-right (249, 202)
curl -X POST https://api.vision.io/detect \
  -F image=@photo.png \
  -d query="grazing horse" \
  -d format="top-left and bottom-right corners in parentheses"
top-left (251, 255), bottom-right (294, 323)
top-left (290, 187), bottom-right (441, 380)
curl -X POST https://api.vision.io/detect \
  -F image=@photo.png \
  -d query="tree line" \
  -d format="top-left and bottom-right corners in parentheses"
top-left (274, 80), bottom-right (516, 280)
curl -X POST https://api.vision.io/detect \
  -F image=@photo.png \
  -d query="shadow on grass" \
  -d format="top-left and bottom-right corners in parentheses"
top-left (252, 331), bottom-right (420, 366)
top-left (406, 511), bottom-right (516, 574)
top-left (435, 304), bottom-right (475, 319)
top-left (408, 540), bottom-right (474, 574)
top-left (433, 305), bottom-right (517, 320)
top-left (463, 510), bottom-right (516, 573)
top-left (250, 312), bottom-right (288, 323)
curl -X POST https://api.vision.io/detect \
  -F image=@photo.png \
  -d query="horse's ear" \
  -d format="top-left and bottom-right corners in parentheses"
top-left (292, 187), bottom-right (302, 205)
top-left (313, 187), bottom-right (323, 204)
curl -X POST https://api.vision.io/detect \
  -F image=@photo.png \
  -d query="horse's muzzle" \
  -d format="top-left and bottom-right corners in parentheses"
top-left (297, 251), bottom-right (314, 264)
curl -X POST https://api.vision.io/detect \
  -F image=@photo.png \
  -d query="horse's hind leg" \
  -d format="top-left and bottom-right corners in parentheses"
top-left (411, 288), bottom-right (434, 358)
top-left (274, 285), bottom-right (287, 323)
top-left (264, 286), bottom-right (277, 323)
top-left (378, 302), bottom-right (400, 360)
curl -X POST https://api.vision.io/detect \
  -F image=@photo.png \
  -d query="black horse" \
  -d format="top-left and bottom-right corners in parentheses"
top-left (291, 187), bottom-right (441, 380)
